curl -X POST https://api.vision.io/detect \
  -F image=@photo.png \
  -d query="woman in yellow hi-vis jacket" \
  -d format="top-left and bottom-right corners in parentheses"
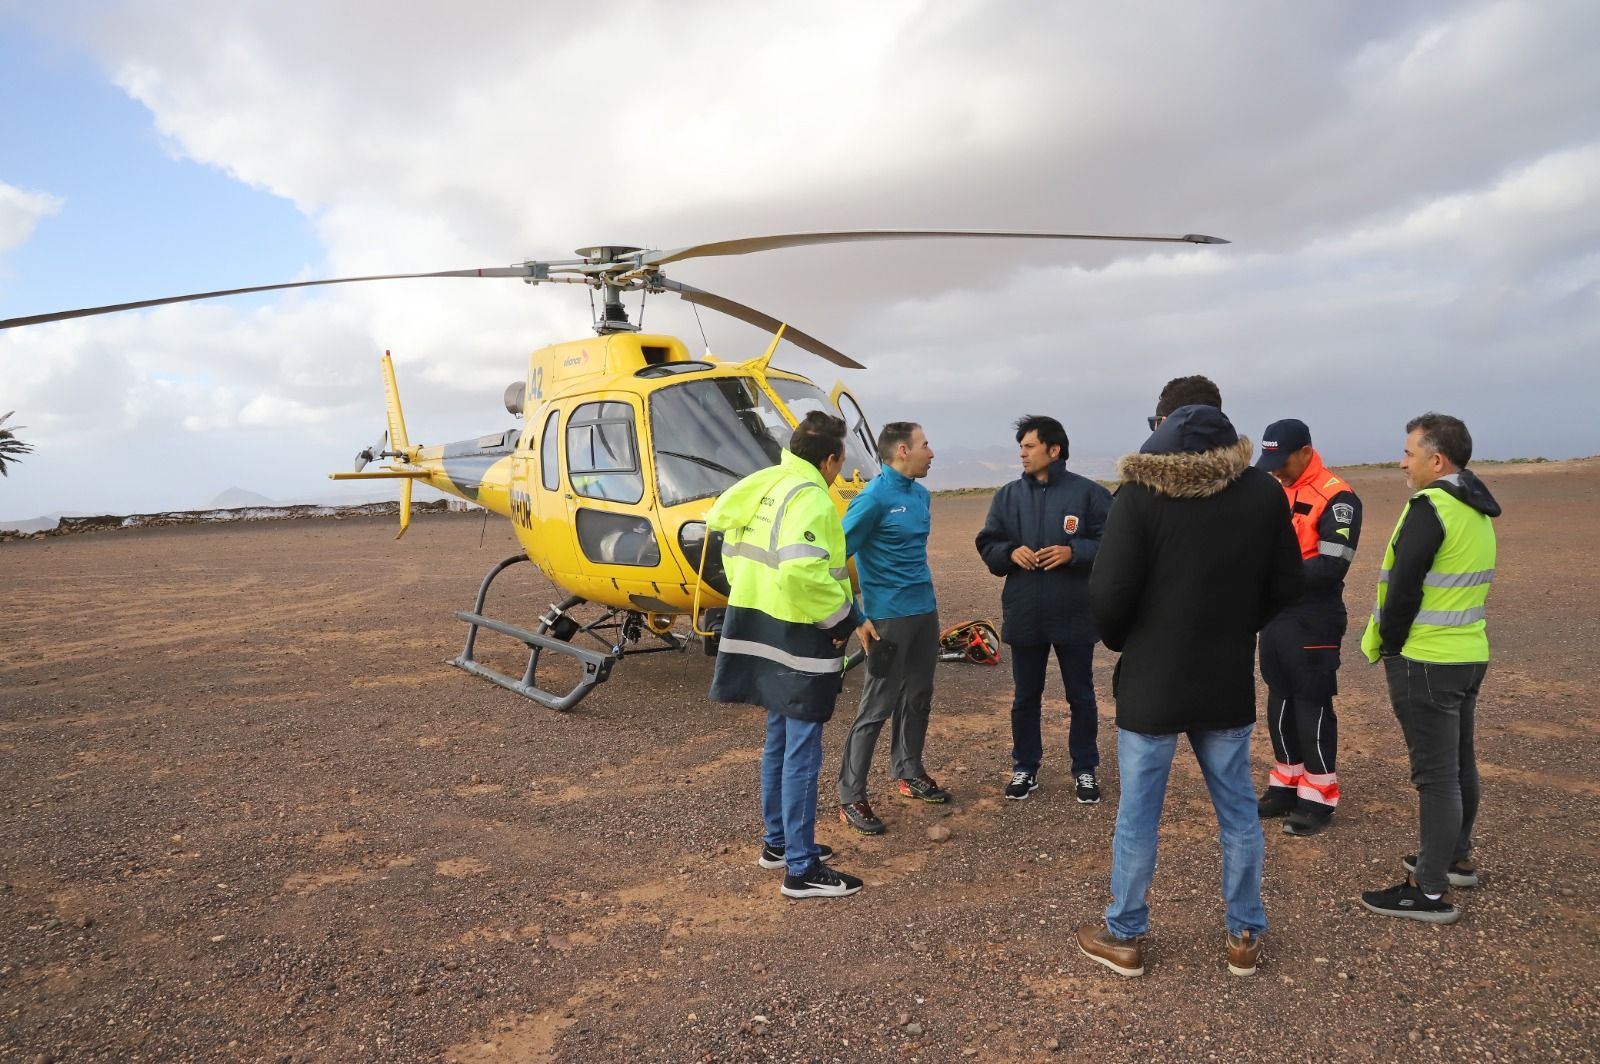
top-left (708, 412), bottom-right (868, 900)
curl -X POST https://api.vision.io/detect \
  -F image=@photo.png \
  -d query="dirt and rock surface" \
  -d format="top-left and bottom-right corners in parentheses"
top-left (2, 460), bottom-right (1597, 1063)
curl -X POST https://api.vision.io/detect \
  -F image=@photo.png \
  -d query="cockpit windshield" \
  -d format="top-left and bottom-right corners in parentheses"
top-left (648, 375), bottom-right (882, 507)
top-left (649, 378), bottom-right (788, 507)
top-left (766, 377), bottom-right (880, 484)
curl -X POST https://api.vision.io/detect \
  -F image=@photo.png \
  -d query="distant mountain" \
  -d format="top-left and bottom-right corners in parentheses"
top-left (0, 511), bottom-right (90, 534)
top-left (210, 487), bottom-right (278, 508)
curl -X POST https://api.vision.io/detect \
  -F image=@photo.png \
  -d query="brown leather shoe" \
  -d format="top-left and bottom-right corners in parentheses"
top-left (1076, 922), bottom-right (1145, 977)
top-left (1226, 930), bottom-right (1264, 976)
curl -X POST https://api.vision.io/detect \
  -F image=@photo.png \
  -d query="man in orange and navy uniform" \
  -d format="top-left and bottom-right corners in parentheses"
top-left (1253, 419), bottom-right (1362, 836)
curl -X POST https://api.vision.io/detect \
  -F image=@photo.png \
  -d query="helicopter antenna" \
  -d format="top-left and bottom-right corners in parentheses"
top-left (690, 298), bottom-right (711, 355)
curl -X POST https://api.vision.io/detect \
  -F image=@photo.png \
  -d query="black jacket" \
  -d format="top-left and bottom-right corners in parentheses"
top-left (1090, 406), bottom-right (1303, 734)
top-left (975, 460), bottom-right (1113, 646)
top-left (1375, 469), bottom-right (1501, 656)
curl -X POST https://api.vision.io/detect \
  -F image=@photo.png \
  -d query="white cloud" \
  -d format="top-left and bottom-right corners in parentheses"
top-left (4, 0), bottom-right (1600, 520)
top-left (0, 182), bottom-right (63, 256)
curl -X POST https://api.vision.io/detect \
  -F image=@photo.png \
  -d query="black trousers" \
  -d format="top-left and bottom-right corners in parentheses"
top-left (1009, 641), bottom-right (1099, 777)
top-left (1383, 656), bottom-right (1487, 894)
top-left (1259, 612), bottom-right (1343, 809)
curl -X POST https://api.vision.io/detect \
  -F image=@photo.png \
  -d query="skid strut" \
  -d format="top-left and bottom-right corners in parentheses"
top-left (450, 553), bottom-right (684, 711)
top-left (451, 554), bottom-right (616, 711)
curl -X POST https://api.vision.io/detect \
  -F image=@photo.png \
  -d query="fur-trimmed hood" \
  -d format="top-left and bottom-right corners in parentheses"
top-left (1116, 436), bottom-right (1255, 499)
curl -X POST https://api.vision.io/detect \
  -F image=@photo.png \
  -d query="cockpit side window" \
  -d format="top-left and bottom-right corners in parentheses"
top-left (540, 410), bottom-right (560, 491)
top-left (567, 401), bottom-right (644, 504)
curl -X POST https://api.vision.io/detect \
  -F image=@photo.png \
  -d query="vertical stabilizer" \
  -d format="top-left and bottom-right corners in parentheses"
top-left (382, 351), bottom-right (411, 453)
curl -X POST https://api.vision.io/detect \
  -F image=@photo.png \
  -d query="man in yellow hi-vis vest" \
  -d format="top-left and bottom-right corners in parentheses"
top-left (1359, 413), bottom-right (1499, 925)
top-left (708, 411), bottom-right (870, 900)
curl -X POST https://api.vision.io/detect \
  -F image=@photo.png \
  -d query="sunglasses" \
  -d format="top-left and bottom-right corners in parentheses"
top-left (1146, 414), bottom-right (1165, 431)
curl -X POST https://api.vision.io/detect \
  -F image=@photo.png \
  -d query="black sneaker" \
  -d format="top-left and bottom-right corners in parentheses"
top-left (757, 842), bottom-right (833, 870)
top-left (838, 801), bottom-right (886, 835)
top-left (781, 861), bottom-right (863, 899)
top-left (1402, 854), bottom-right (1480, 888)
top-left (1074, 772), bottom-right (1102, 804)
top-left (1283, 805), bottom-right (1333, 836)
top-left (898, 774), bottom-right (951, 803)
top-left (1004, 771), bottom-right (1039, 800)
top-left (1360, 879), bottom-right (1460, 924)
top-left (1257, 787), bottom-right (1297, 819)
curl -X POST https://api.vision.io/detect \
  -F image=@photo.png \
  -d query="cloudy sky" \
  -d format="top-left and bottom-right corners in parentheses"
top-left (2, 0), bottom-right (1597, 523)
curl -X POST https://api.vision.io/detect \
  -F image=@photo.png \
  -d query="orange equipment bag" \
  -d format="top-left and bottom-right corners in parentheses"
top-left (939, 620), bottom-right (1002, 666)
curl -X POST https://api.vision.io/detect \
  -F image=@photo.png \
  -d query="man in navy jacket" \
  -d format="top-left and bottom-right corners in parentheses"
top-left (976, 415), bottom-right (1114, 803)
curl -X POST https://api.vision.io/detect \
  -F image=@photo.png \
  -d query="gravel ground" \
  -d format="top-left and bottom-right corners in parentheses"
top-left (2, 460), bottom-right (1597, 1063)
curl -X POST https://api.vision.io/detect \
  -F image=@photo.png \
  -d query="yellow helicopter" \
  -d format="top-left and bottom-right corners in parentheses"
top-left (2, 229), bottom-right (1227, 708)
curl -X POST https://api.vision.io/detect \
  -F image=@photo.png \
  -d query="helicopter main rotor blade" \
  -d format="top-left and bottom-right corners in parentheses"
top-left (655, 278), bottom-right (865, 370)
top-left (0, 266), bottom-right (544, 331)
top-left (642, 229), bottom-right (1229, 268)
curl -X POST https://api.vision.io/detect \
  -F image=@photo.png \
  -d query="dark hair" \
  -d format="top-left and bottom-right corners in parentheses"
top-left (1156, 375), bottom-right (1222, 417)
top-left (1014, 415), bottom-right (1068, 461)
top-left (789, 410), bottom-right (847, 469)
top-left (877, 421), bottom-right (921, 462)
top-left (1406, 412), bottom-right (1472, 468)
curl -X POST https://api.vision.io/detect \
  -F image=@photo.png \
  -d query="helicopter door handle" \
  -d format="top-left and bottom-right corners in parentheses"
top-left (564, 493), bottom-right (574, 500)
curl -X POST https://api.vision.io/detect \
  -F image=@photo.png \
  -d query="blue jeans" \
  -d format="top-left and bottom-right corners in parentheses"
top-left (760, 712), bottom-right (825, 876)
top-left (1009, 641), bottom-right (1100, 776)
top-left (1104, 724), bottom-right (1266, 939)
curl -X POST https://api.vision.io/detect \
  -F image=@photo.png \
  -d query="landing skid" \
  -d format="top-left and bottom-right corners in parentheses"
top-left (450, 553), bottom-right (684, 710)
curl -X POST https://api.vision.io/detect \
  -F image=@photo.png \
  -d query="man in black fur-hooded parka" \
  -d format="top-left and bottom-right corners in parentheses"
top-left (1077, 402), bottom-right (1302, 979)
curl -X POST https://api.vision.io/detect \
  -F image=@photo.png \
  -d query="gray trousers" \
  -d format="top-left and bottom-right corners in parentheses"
top-left (1383, 656), bottom-right (1487, 894)
top-left (837, 611), bottom-right (939, 804)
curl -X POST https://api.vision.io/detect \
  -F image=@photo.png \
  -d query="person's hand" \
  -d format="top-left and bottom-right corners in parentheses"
top-left (1036, 544), bottom-right (1074, 570)
top-left (1010, 545), bottom-right (1040, 570)
top-left (856, 618), bottom-right (880, 654)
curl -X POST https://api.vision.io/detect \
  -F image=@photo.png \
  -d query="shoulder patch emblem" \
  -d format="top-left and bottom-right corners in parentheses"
top-left (1064, 515), bottom-right (1080, 535)
top-left (1332, 502), bottom-right (1355, 525)
top-left (803, 530), bottom-right (816, 542)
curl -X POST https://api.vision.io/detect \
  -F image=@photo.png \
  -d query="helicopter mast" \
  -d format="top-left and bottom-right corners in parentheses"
top-left (576, 245), bottom-right (644, 336)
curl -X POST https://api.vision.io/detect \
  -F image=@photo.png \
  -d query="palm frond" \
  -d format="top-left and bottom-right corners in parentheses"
top-left (0, 411), bottom-right (34, 476)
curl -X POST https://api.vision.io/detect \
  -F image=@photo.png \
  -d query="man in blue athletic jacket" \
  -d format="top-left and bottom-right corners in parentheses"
top-left (836, 422), bottom-right (949, 835)
top-left (976, 415), bottom-right (1114, 803)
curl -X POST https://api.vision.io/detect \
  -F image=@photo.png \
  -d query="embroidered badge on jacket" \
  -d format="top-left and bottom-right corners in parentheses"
top-left (1063, 515), bottom-right (1080, 535)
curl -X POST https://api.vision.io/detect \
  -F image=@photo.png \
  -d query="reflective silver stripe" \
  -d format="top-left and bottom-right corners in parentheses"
top-left (1414, 606), bottom-right (1487, 626)
top-left (1375, 567), bottom-right (1493, 587)
top-left (1318, 541), bottom-right (1355, 561)
top-left (829, 567), bottom-right (849, 581)
top-left (776, 543), bottom-right (830, 563)
top-left (1423, 568), bottom-right (1495, 588)
top-left (816, 600), bottom-right (855, 628)
top-left (723, 538), bottom-right (830, 569)
top-left (1372, 605), bottom-right (1484, 626)
top-left (770, 480), bottom-right (823, 553)
top-left (718, 636), bottom-right (843, 673)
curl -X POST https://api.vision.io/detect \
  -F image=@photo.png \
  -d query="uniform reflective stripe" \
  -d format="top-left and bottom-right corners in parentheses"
top-left (1377, 604), bottom-right (1487, 627)
top-left (770, 481), bottom-right (823, 553)
top-left (1269, 762), bottom-right (1304, 788)
top-left (1317, 541), bottom-right (1355, 560)
top-left (1423, 568), bottom-right (1494, 588)
top-left (829, 567), bottom-right (849, 581)
top-left (718, 636), bottom-right (843, 673)
top-left (1298, 770), bottom-right (1340, 807)
top-left (1376, 567), bottom-right (1494, 587)
top-left (1414, 606), bottom-right (1486, 626)
top-left (816, 600), bottom-right (854, 628)
top-left (722, 539), bottom-right (830, 569)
